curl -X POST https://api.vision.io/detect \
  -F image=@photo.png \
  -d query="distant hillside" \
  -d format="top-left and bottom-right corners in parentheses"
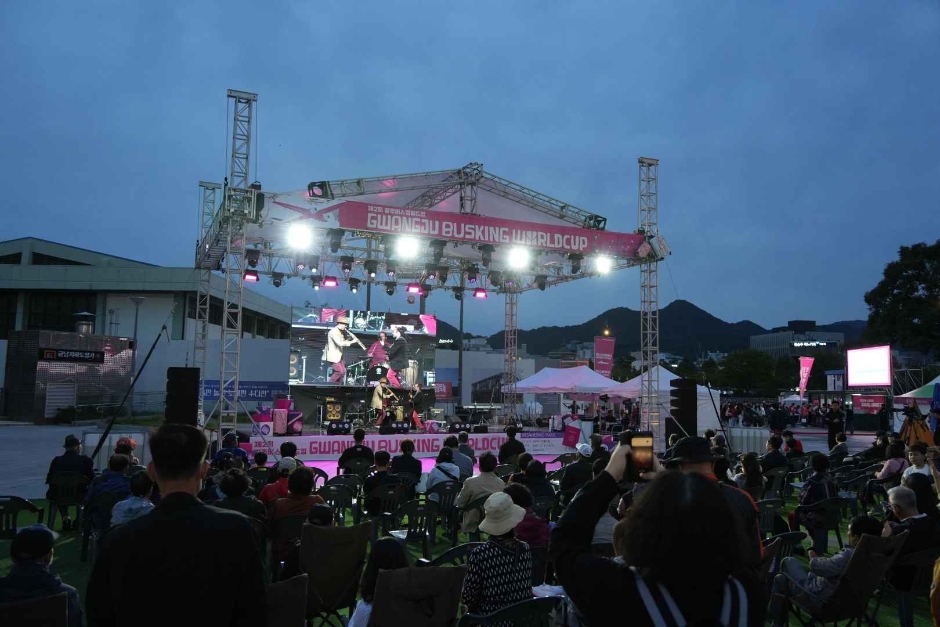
top-left (435, 319), bottom-right (479, 345)
top-left (818, 320), bottom-right (867, 346)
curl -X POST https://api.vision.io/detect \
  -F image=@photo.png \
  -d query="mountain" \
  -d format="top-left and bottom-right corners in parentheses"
top-left (818, 320), bottom-right (867, 346)
top-left (435, 319), bottom-right (479, 345)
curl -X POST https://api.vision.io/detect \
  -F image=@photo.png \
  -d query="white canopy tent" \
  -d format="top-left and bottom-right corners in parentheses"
top-left (511, 365), bottom-right (619, 394)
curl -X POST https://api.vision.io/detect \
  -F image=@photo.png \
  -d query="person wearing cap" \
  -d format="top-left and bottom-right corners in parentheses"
top-left (0, 524), bottom-right (83, 627)
top-left (259, 456), bottom-right (298, 505)
top-left (45, 434), bottom-right (94, 531)
top-left (85, 423), bottom-right (266, 626)
top-left (461, 492), bottom-right (534, 615)
top-left (325, 314), bottom-right (360, 383)
top-left (371, 377), bottom-right (397, 426)
top-left (559, 443), bottom-right (596, 504)
top-left (337, 428), bottom-right (375, 474)
top-left (498, 425), bottom-right (526, 464)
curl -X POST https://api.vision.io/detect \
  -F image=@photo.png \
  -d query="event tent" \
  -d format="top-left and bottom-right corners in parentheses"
top-left (512, 365), bottom-right (619, 394)
top-left (896, 374), bottom-right (940, 400)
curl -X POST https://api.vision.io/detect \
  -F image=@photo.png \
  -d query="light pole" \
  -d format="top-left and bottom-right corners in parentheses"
top-left (129, 296), bottom-right (147, 415)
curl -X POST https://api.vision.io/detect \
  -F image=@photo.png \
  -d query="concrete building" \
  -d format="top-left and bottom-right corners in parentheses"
top-left (749, 320), bottom-right (844, 360)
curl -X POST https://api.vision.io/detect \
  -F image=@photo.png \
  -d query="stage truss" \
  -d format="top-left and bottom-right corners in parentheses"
top-left (194, 89), bottom-right (669, 435)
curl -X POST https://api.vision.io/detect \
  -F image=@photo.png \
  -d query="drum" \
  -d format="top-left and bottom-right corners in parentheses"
top-left (402, 360), bottom-right (419, 387)
top-left (367, 364), bottom-right (389, 384)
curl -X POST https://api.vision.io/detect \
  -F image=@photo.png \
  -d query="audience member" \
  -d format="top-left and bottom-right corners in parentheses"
top-left (213, 469), bottom-right (266, 521)
top-left (270, 467), bottom-right (325, 521)
top-left (461, 492), bottom-right (533, 615)
top-left (551, 448), bottom-right (765, 625)
top-left (713, 457), bottom-right (736, 487)
top-left (45, 434), bottom-right (94, 530)
top-left (86, 424), bottom-right (266, 626)
top-left (759, 435), bottom-right (788, 471)
top-left (902, 472), bottom-right (939, 523)
top-left (390, 438), bottom-right (422, 477)
top-left (507, 452), bottom-right (534, 484)
top-left (782, 429), bottom-right (804, 458)
top-left (114, 437), bottom-right (141, 466)
top-left (444, 435), bottom-right (474, 478)
top-left (199, 452), bottom-right (236, 503)
top-left (338, 429), bottom-right (375, 474)
top-left (259, 457), bottom-right (297, 505)
top-left (348, 538), bottom-right (410, 627)
top-left (589, 459), bottom-right (619, 547)
top-left (883, 485), bottom-right (940, 617)
top-left (307, 503), bottom-right (334, 526)
top-left (252, 450), bottom-right (268, 470)
top-left (363, 451), bottom-right (398, 496)
top-left (858, 432), bottom-right (888, 462)
top-left (769, 516), bottom-right (883, 626)
top-left (589, 434), bottom-right (610, 465)
top-left (426, 448), bottom-right (461, 499)
top-left (789, 454), bottom-right (838, 538)
top-left (266, 442), bottom-right (304, 483)
top-left (498, 425), bottom-right (526, 464)
top-left (458, 431), bottom-right (476, 464)
top-left (710, 434), bottom-right (730, 461)
top-left (84, 454), bottom-right (132, 528)
top-left (560, 443), bottom-right (597, 504)
top-left (503, 483), bottom-right (549, 548)
top-left (902, 442), bottom-right (931, 480)
top-left (520, 460), bottom-right (555, 500)
top-left (211, 432), bottom-right (249, 467)
top-left (110, 470), bottom-right (155, 526)
top-left (455, 452), bottom-right (505, 534)
top-left (828, 432), bottom-right (849, 460)
top-left (733, 453), bottom-right (766, 491)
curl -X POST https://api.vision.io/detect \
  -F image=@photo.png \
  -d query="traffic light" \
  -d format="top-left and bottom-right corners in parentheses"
top-left (165, 367), bottom-right (200, 425)
top-left (668, 378), bottom-right (697, 442)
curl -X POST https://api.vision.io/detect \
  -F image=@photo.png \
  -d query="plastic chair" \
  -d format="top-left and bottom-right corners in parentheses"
top-left (341, 457), bottom-right (373, 478)
top-left (0, 591), bottom-right (68, 627)
top-left (794, 497), bottom-right (845, 554)
top-left (457, 596), bottom-right (562, 626)
top-left (247, 467), bottom-right (270, 495)
top-left (758, 538), bottom-right (782, 587)
top-left (299, 522), bottom-right (372, 624)
top-left (81, 490), bottom-right (128, 562)
top-left (316, 484), bottom-right (355, 526)
top-left (0, 496), bottom-right (45, 538)
top-left (755, 498), bottom-right (785, 538)
top-left (327, 474), bottom-right (363, 498)
top-left (388, 499), bottom-right (439, 559)
top-left (416, 542), bottom-right (485, 567)
top-left (395, 471), bottom-right (420, 497)
top-left (356, 483), bottom-right (406, 536)
top-left (425, 480), bottom-right (461, 543)
top-left (266, 573), bottom-right (308, 627)
top-left (764, 531), bottom-right (807, 561)
top-left (532, 494), bottom-right (558, 521)
top-left (763, 466), bottom-right (789, 499)
top-left (547, 453), bottom-right (577, 468)
top-left (458, 494), bottom-right (491, 544)
top-left (870, 545), bottom-right (940, 626)
top-left (369, 565), bottom-right (467, 627)
top-left (308, 466), bottom-right (330, 490)
top-left (493, 464), bottom-right (517, 481)
top-left (46, 472), bottom-right (89, 528)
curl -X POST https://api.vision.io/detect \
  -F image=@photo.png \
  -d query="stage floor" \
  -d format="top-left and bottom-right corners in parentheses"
top-left (304, 454), bottom-right (559, 481)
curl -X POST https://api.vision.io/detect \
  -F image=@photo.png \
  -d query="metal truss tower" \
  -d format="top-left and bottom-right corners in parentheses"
top-left (638, 157), bottom-right (661, 439)
top-left (194, 181), bottom-right (220, 421)
top-left (503, 290), bottom-right (520, 422)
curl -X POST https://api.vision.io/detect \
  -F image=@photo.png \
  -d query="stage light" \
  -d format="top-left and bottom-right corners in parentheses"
top-left (437, 266), bottom-right (449, 285)
top-left (487, 271), bottom-right (502, 288)
top-left (406, 295), bottom-right (416, 305)
top-left (479, 244), bottom-right (494, 267)
top-left (364, 260), bottom-right (378, 278)
top-left (568, 253), bottom-right (583, 274)
top-left (328, 229), bottom-right (344, 253)
top-left (534, 275), bottom-right (547, 291)
top-left (453, 287), bottom-right (464, 301)
top-left (430, 240), bottom-right (446, 264)
top-left (385, 259), bottom-right (397, 277)
top-left (595, 256), bottom-right (613, 274)
top-left (311, 277), bottom-right (322, 290)
top-left (473, 288), bottom-right (488, 299)
top-left (296, 254), bottom-right (320, 273)
top-left (349, 278), bottom-right (361, 293)
top-left (466, 265), bottom-right (478, 284)
top-left (243, 270), bottom-right (260, 282)
top-left (425, 264), bottom-right (438, 281)
top-left (406, 283), bottom-right (422, 294)
top-left (508, 247), bottom-right (529, 269)
top-left (245, 249), bottom-right (260, 268)
top-left (396, 236), bottom-right (420, 259)
top-left (385, 282), bottom-right (396, 296)
top-left (340, 256), bottom-right (354, 274)
top-left (272, 272), bottom-right (285, 288)
top-left (322, 276), bottom-right (339, 287)
top-left (287, 223), bottom-right (313, 250)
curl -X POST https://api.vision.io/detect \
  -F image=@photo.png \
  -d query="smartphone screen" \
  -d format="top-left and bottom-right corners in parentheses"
top-left (630, 435), bottom-right (654, 473)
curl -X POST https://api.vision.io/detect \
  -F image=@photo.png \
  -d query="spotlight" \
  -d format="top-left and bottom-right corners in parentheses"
top-left (424, 264), bottom-right (438, 281)
top-left (487, 271), bottom-right (502, 288)
top-left (311, 277), bottom-right (322, 290)
top-left (420, 284), bottom-right (431, 299)
top-left (385, 259), bottom-right (397, 277)
top-left (385, 282), bottom-right (396, 296)
top-left (287, 223), bottom-right (313, 250)
top-left (568, 253), bottom-right (583, 274)
top-left (473, 287), bottom-right (488, 299)
top-left (340, 256), bottom-right (354, 274)
top-left (245, 250), bottom-right (260, 268)
top-left (430, 240), bottom-right (446, 264)
top-left (479, 244), bottom-right (494, 268)
top-left (349, 278), bottom-right (361, 293)
top-left (508, 247), bottom-right (529, 269)
top-left (534, 275), bottom-right (547, 291)
top-left (328, 229), bottom-right (344, 253)
top-left (406, 283), bottom-right (422, 294)
top-left (406, 295), bottom-right (416, 305)
top-left (243, 269), bottom-right (260, 282)
top-left (453, 287), bottom-right (464, 301)
top-left (466, 265), bottom-right (478, 284)
top-left (296, 254), bottom-right (320, 273)
top-left (396, 236), bottom-right (420, 259)
top-left (437, 266), bottom-right (449, 285)
top-left (322, 276), bottom-right (339, 287)
top-left (595, 256), bottom-right (613, 274)
top-left (272, 272), bottom-right (285, 288)
top-left (364, 260), bottom-right (378, 278)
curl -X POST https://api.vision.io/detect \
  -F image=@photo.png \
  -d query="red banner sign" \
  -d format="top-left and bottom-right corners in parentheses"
top-left (434, 381), bottom-right (454, 398)
top-left (593, 336), bottom-right (616, 378)
top-left (798, 356), bottom-right (815, 400)
top-left (854, 394), bottom-right (885, 415)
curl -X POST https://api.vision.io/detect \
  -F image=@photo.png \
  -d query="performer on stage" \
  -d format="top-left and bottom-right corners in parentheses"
top-left (386, 326), bottom-right (408, 387)
top-left (371, 377), bottom-right (398, 425)
top-left (324, 315), bottom-right (365, 384)
top-left (366, 331), bottom-right (390, 368)
top-left (409, 382), bottom-right (427, 430)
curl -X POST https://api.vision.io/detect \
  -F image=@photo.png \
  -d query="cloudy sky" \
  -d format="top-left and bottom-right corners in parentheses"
top-left (2, 1), bottom-right (938, 336)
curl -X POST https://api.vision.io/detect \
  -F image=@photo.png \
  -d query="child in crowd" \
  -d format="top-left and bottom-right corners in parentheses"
top-left (902, 442), bottom-right (931, 481)
top-left (110, 470), bottom-right (154, 526)
top-left (782, 430), bottom-right (804, 458)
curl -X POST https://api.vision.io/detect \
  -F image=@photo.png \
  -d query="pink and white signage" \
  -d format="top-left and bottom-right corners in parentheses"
top-left (274, 199), bottom-right (646, 257)
top-left (798, 356), bottom-right (815, 400)
top-left (434, 381), bottom-right (454, 398)
top-left (593, 336), bottom-right (616, 378)
top-left (854, 394), bottom-right (885, 415)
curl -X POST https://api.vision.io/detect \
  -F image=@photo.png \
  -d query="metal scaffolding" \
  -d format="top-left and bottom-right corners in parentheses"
top-left (503, 290), bottom-right (519, 421)
top-left (194, 181), bottom-right (220, 422)
top-left (638, 157), bottom-right (660, 439)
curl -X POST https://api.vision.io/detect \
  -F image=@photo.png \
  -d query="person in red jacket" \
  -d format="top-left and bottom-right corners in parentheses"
top-left (502, 483), bottom-right (549, 547)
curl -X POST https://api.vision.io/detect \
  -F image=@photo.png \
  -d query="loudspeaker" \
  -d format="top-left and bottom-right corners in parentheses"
top-left (165, 367), bottom-right (199, 425)
top-left (472, 425), bottom-right (489, 434)
top-left (379, 425), bottom-right (395, 435)
top-left (327, 421), bottom-right (352, 436)
top-left (448, 422), bottom-right (472, 433)
top-left (325, 401), bottom-right (344, 421)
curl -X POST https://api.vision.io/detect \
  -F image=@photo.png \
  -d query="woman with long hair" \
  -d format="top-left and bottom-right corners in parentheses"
top-left (348, 538), bottom-right (409, 627)
top-left (733, 453), bottom-right (767, 490)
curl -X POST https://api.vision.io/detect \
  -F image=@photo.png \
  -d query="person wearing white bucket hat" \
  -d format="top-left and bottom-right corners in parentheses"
top-left (461, 492), bottom-right (534, 615)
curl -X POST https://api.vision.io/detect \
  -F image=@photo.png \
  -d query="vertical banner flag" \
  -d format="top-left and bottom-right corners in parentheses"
top-left (798, 356), bottom-right (815, 400)
top-left (594, 336), bottom-right (616, 378)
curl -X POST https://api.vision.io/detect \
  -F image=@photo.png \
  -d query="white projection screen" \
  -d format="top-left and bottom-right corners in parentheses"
top-left (846, 345), bottom-right (892, 387)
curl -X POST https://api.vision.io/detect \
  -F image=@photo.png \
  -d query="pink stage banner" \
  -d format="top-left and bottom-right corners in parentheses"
top-left (798, 356), bottom-right (815, 400)
top-left (562, 425), bottom-right (581, 448)
top-left (593, 336), bottom-right (616, 378)
top-left (855, 394), bottom-right (885, 415)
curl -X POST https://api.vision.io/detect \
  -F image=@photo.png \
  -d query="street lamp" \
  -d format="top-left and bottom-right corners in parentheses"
top-left (129, 296), bottom-right (147, 415)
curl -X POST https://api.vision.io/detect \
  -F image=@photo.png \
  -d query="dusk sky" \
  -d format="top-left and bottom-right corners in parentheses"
top-left (3, 2), bottom-right (938, 337)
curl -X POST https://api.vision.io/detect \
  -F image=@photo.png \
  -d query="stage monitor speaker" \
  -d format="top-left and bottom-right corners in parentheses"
top-left (327, 421), bottom-right (352, 436)
top-left (165, 367), bottom-right (199, 425)
top-left (472, 425), bottom-right (489, 434)
top-left (325, 401), bottom-right (344, 421)
top-left (449, 422), bottom-right (473, 433)
top-left (379, 425), bottom-right (395, 435)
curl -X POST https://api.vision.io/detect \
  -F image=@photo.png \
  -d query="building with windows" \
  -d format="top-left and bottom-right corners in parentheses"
top-left (749, 320), bottom-right (844, 360)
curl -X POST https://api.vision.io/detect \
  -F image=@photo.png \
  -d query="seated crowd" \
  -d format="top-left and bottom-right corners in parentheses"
top-left (7, 421), bottom-right (940, 626)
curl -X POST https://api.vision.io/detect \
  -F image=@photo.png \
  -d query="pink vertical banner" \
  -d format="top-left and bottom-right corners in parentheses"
top-left (562, 424), bottom-right (581, 448)
top-left (798, 356), bottom-right (815, 400)
top-left (594, 336), bottom-right (616, 378)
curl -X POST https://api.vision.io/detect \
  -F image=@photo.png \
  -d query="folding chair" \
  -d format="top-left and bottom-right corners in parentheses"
top-left (300, 522), bottom-right (372, 625)
top-left (81, 490), bottom-right (128, 562)
top-left (270, 514), bottom-right (308, 580)
top-left (369, 566), bottom-right (467, 627)
top-left (457, 596), bottom-right (562, 626)
top-left (0, 496), bottom-right (45, 538)
top-left (869, 545), bottom-right (940, 626)
top-left (0, 591), bottom-right (68, 627)
top-left (266, 574), bottom-right (308, 627)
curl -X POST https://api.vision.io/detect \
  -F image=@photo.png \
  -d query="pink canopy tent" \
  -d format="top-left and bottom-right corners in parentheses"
top-left (510, 365), bottom-right (619, 394)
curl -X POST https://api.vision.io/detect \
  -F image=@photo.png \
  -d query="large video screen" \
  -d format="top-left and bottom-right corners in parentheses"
top-left (289, 306), bottom-right (438, 388)
top-left (846, 345), bottom-right (891, 387)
